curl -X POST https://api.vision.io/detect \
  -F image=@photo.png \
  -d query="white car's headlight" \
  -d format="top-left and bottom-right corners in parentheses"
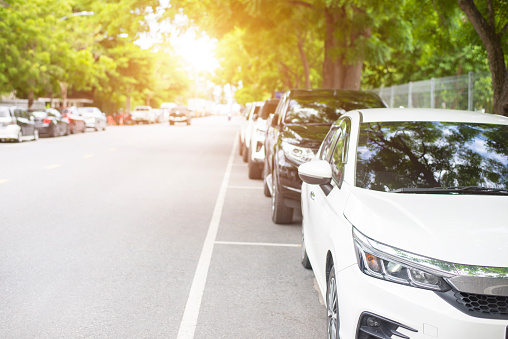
top-left (282, 141), bottom-right (315, 164)
top-left (353, 228), bottom-right (453, 291)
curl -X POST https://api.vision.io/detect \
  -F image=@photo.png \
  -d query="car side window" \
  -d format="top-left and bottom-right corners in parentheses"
top-left (329, 119), bottom-right (351, 186)
top-left (319, 126), bottom-right (340, 161)
top-left (14, 109), bottom-right (22, 118)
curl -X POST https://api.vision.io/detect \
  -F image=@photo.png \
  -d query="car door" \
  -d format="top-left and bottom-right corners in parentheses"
top-left (14, 108), bottom-right (29, 136)
top-left (304, 118), bottom-right (352, 282)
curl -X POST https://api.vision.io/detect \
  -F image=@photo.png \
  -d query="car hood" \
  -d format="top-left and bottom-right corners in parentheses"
top-left (343, 187), bottom-right (508, 267)
top-left (281, 124), bottom-right (331, 149)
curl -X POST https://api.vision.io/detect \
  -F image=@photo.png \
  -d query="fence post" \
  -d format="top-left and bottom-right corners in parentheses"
top-left (430, 78), bottom-right (435, 109)
top-left (468, 71), bottom-right (473, 111)
top-left (408, 82), bottom-right (413, 108)
top-left (390, 86), bottom-right (394, 108)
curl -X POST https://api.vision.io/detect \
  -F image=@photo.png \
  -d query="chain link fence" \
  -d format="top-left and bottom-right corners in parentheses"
top-left (372, 72), bottom-right (493, 113)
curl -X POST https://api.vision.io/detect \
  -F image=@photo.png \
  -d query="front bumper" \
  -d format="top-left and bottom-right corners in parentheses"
top-left (336, 264), bottom-right (508, 338)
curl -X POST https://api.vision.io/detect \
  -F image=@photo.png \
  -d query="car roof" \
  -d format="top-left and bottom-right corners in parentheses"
top-left (347, 108), bottom-right (508, 125)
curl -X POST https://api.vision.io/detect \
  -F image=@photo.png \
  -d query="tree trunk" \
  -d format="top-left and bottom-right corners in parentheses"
top-left (297, 35), bottom-right (311, 89)
top-left (59, 82), bottom-right (68, 107)
top-left (322, 5), bottom-right (367, 90)
top-left (28, 90), bottom-right (34, 109)
top-left (458, 0), bottom-right (508, 115)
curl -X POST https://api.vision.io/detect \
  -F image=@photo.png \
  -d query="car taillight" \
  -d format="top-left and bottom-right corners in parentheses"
top-left (43, 118), bottom-right (51, 124)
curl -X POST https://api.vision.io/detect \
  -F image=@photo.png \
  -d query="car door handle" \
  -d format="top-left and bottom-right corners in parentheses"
top-left (310, 191), bottom-right (315, 200)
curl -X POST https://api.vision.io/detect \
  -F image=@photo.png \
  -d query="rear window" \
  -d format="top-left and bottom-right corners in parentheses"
top-left (284, 93), bottom-right (385, 124)
top-left (260, 101), bottom-right (279, 120)
top-left (356, 121), bottom-right (508, 191)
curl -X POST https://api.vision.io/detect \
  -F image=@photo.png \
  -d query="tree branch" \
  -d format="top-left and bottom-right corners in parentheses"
top-left (431, 0), bottom-right (448, 28)
top-left (287, 1), bottom-right (314, 9)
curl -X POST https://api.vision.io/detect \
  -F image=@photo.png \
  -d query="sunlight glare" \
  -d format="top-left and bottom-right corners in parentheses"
top-left (172, 31), bottom-right (219, 73)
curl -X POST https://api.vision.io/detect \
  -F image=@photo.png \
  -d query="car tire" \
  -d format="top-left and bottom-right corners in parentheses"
top-left (301, 233), bottom-right (312, 269)
top-left (82, 125), bottom-right (86, 133)
top-left (242, 144), bottom-right (248, 163)
top-left (271, 168), bottom-right (293, 224)
top-left (248, 148), bottom-right (262, 179)
top-left (263, 158), bottom-right (271, 197)
top-left (327, 264), bottom-right (339, 339)
top-left (65, 125), bottom-right (70, 136)
top-left (239, 137), bottom-right (244, 156)
top-left (170, 121), bottom-right (174, 126)
top-left (52, 124), bottom-right (58, 137)
top-left (17, 131), bottom-right (23, 143)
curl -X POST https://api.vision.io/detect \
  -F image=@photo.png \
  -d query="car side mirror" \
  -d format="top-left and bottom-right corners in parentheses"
top-left (298, 160), bottom-right (334, 196)
top-left (271, 114), bottom-right (279, 127)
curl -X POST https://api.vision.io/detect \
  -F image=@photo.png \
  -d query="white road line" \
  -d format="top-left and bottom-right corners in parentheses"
top-left (176, 134), bottom-right (238, 339)
top-left (45, 164), bottom-right (61, 170)
top-left (228, 186), bottom-right (263, 190)
top-left (0, 179), bottom-right (9, 184)
top-left (215, 241), bottom-right (300, 247)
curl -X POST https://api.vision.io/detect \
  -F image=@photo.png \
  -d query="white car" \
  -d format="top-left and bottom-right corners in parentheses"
top-left (298, 108), bottom-right (508, 339)
top-left (240, 101), bottom-right (263, 163)
top-left (247, 99), bottom-right (279, 179)
top-left (77, 107), bottom-right (107, 131)
top-left (131, 106), bottom-right (155, 124)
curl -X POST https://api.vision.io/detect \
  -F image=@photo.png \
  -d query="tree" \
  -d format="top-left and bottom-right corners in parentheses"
top-left (457, 0), bottom-right (508, 115)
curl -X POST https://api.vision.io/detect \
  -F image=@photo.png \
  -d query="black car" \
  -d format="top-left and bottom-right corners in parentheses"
top-left (32, 108), bottom-right (70, 137)
top-left (263, 89), bottom-right (387, 224)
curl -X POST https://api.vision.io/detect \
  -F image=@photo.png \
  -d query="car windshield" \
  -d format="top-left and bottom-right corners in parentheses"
top-left (78, 108), bottom-right (94, 113)
top-left (284, 92), bottom-right (385, 124)
top-left (356, 121), bottom-right (508, 192)
top-left (0, 108), bottom-right (9, 117)
top-left (32, 111), bottom-right (47, 118)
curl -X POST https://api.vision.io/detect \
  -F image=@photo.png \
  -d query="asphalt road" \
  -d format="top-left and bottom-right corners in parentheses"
top-left (0, 116), bottom-right (325, 338)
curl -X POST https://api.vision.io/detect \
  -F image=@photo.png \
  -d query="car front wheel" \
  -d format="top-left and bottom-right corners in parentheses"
top-left (327, 264), bottom-right (339, 339)
top-left (271, 168), bottom-right (293, 224)
top-left (301, 233), bottom-right (312, 269)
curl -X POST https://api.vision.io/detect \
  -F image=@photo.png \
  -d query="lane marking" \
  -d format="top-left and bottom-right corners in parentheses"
top-left (177, 133), bottom-right (238, 339)
top-left (0, 179), bottom-right (9, 184)
top-left (228, 186), bottom-right (263, 190)
top-left (215, 241), bottom-right (300, 247)
top-left (83, 154), bottom-right (95, 159)
top-left (45, 164), bottom-right (61, 170)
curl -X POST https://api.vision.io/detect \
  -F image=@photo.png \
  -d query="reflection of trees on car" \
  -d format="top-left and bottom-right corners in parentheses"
top-left (356, 122), bottom-right (508, 191)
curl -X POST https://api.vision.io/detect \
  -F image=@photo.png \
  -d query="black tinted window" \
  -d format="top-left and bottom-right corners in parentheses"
top-left (356, 121), bottom-right (508, 191)
top-left (284, 93), bottom-right (384, 124)
top-left (260, 100), bottom-right (279, 120)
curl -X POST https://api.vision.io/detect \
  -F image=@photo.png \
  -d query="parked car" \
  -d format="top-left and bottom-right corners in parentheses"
top-left (240, 101), bottom-right (263, 162)
top-left (77, 107), bottom-right (107, 131)
top-left (263, 89), bottom-right (386, 224)
top-left (58, 106), bottom-right (87, 133)
top-left (169, 106), bottom-right (192, 125)
top-left (0, 106), bottom-right (38, 142)
top-left (31, 108), bottom-right (70, 137)
top-left (298, 108), bottom-right (508, 339)
top-left (132, 106), bottom-right (155, 124)
top-left (247, 99), bottom-right (279, 179)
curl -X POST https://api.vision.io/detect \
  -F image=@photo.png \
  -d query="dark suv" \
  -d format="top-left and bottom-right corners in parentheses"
top-left (263, 89), bottom-right (386, 224)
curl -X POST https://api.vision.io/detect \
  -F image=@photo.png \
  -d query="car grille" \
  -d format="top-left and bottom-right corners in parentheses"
top-left (454, 291), bottom-right (508, 319)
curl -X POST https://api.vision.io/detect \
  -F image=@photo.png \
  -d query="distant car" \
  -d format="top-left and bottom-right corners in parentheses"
top-left (0, 106), bottom-right (39, 142)
top-left (59, 106), bottom-right (87, 133)
top-left (264, 89), bottom-right (387, 224)
top-left (240, 102), bottom-right (263, 162)
top-left (77, 107), bottom-right (107, 131)
top-left (246, 99), bottom-right (279, 179)
top-left (298, 108), bottom-right (508, 339)
top-left (169, 106), bottom-right (192, 125)
top-left (132, 106), bottom-right (155, 124)
top-left (32, 108), bottom-right (70, 137)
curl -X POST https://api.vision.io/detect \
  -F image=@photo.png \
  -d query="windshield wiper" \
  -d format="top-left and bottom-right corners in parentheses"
top-left (391, 186), bottom-right (508, 195)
